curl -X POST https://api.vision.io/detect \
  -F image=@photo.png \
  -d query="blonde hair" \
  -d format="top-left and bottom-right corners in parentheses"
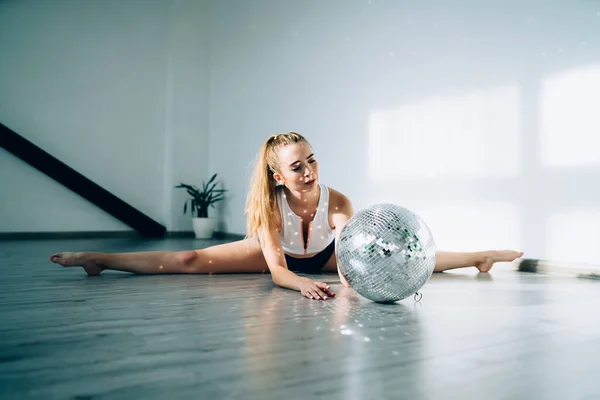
top-left (245, 132), bottom-right (310, 238)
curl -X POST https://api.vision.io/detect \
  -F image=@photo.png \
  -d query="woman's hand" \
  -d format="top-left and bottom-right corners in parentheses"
top-left (297, 279), bottom-right (336, 300)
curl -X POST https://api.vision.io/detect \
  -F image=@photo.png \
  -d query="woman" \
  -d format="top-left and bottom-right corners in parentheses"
top-left (50, 132), bottom-right (523, 300)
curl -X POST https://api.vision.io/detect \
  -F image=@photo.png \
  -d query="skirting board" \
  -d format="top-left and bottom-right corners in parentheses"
top-left (517, 258), bottom-right (600, 280)
top-left (0, 231), bottom-right (246, 241)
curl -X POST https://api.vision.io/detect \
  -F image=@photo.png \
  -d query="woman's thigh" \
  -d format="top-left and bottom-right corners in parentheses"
top-left (192, 238), bottom-right (269, 274)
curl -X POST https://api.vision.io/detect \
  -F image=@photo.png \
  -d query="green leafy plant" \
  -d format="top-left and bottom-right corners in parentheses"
top-left (175, 173), bottom-right (227, 218)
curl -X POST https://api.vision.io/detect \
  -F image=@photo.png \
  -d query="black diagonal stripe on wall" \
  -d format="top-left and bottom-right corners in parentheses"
top-left (0, 123), bottom-right (166, 238)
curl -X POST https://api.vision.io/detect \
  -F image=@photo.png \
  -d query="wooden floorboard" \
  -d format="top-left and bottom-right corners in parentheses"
top-left (1, 238), bottom-right (599, 399)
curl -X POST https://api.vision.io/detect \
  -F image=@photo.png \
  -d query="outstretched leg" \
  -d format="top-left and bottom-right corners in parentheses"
top-left (321, 249), bottom-right (523, 283)
top-left (434, 250), bottom-right (523, 272)
top-left (49, 238), bottom-right (268, 276)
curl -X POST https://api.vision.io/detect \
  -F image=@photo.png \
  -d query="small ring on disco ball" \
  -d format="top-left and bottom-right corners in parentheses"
top-left (414, 292), bottom-right (422, 302)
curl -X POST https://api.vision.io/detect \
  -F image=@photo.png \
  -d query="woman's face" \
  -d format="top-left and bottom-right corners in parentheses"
top-left (274, 142), bottom-right (319, 194)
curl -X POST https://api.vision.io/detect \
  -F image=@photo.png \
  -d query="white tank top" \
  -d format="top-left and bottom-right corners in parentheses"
top-left (276, 184), bottom-right (335, 256)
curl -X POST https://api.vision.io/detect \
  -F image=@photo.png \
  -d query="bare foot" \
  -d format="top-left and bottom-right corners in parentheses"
top-left (476, 250), bottom-right (524, 272)
top-left (49, 252), bottom-right (103, 276)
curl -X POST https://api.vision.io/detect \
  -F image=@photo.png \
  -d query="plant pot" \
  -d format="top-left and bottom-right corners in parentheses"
top-left (192, 217), bottom-right (216, 239)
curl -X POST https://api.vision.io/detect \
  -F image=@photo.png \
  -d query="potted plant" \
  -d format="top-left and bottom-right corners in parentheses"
top-left (175, 173), bottom-right (227, 239)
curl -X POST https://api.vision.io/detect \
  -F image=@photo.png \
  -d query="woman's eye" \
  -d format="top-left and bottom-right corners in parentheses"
top-left (292, 167), bottom-right (300, 172)
top-left (308, 159), bottom-right (316, 164)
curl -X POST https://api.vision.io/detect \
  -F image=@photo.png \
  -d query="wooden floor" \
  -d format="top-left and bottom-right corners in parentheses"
top-left (1, 238), bottom-right (600, 399)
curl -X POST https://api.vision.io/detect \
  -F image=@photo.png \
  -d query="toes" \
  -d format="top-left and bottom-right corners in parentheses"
top-left (50, 253), bottom-right (71, 266)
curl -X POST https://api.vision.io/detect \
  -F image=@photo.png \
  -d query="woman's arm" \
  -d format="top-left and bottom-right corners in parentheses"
top-left (258, 226), bottom-right (335, 300)
top-left (258, 226), bottom-right (302, 290)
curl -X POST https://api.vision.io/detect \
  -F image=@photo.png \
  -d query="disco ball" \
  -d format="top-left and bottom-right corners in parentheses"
top-left (336, 204), bottom-right (436, 303)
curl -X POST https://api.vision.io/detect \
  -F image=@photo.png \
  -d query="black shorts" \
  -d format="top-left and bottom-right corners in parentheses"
top-left (285, 240), bottom-right (336, 274)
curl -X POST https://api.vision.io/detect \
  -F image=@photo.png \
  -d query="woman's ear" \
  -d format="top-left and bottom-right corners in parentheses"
top-left (272, 171), bottom-right (284, 186)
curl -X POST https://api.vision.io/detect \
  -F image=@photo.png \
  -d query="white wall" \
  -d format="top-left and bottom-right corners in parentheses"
top-left (209, 0), bottom-right (600, 265)
top-left (164, 0), bottom-right (210, 232)
top-left (0, 0), bottom-right (209, 233)
top-left (3, 0), bottom-right (600, 266)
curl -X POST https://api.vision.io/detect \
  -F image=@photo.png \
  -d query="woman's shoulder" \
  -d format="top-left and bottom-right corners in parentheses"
top-left (325, 186), bottom-right (353, 211)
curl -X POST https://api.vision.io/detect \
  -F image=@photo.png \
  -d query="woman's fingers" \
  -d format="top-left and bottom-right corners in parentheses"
top-left (307, 290), bottom-right (319, 300)
top-left (315, 282), bottom-right (335, 297)
top-left (314, 287), bottom-right (328, 300)
top-left (303, 283), bottom-right (337, 300)
top-left (305, 288), bottom-right (324, 300)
